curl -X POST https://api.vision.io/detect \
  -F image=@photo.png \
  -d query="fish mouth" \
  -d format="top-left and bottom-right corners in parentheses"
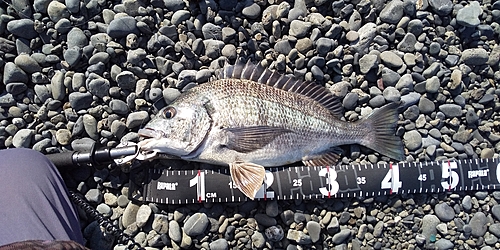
top-left (138, 128), bottom-right (162, 139)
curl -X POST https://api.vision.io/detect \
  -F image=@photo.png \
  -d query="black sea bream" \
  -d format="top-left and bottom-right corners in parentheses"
top-left (138, 61), bottom-right (405, 199)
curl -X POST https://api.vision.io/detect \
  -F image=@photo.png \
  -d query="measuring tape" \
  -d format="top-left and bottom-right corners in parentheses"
top-left (140, 158), bottom-right (500, 204)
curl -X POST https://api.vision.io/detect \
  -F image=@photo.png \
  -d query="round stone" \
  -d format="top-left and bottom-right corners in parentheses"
top-left (184, 213), bottom-right (209, 237)
top-left (47, 1), bottom-right (70, 22)
top-left (6, 19), bottom-right (37, 39)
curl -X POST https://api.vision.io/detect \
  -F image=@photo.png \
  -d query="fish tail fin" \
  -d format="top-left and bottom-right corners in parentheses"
top-left (359, 102), bottom-right (405, 161)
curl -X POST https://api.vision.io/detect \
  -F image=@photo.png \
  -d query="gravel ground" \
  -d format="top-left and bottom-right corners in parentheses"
top-left (1, 0), bottom-right (500, 249)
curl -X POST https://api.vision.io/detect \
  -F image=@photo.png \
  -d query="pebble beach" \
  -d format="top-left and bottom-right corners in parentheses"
top-left (1, 0), bottom-right (500, 249)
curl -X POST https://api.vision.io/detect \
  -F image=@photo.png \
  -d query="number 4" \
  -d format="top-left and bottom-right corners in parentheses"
top-left (381, 164), bottom-right (402, 194)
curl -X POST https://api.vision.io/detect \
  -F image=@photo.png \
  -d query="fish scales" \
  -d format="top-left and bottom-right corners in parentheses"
top-left (189, 78), bottom-right (361, 165)
top-left (138, 61), bottom-right (404, 199)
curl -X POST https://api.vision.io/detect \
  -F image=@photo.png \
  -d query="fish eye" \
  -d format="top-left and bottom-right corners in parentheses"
top-left (163, 107), bottom-right (176, 119)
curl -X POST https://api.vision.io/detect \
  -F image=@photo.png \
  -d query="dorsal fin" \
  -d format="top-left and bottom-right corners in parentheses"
top-left (217, 60), bottom-right (343, 117)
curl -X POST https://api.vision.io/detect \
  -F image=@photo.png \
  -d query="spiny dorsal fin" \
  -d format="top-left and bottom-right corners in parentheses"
top-left (217, 60), bottom-right (343, 117)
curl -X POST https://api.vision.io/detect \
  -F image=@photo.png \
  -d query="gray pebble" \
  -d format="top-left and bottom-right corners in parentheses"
top-left (242, 3), bottom-right (261, 19)
top-left (110, 120), bottom-right (126, 138)
top-left (163, 0), bottom-right (184, 11)
top-left (163, 88), bottom-right (181, 104)
top-left (380, 51), bottom-right (403, 68)
top-left (425, 76), bottom-right (440, 93)
top-left (69, 92), bottom-right (93, 111)
top-left (255, 213), bottom-right (277, 227)
top-left (382, 68), bottom-right (401, 87)
top-left (107, 16), bottom-right (139, 39)
top-left (88, 52), bottom-right (110, 65)
top-left (116, 71), bottom-right (136, 90)
top-left (306, 221), bottom-right (321, 243)
top-left (171, 10), bottom-right (190, 26)
top-left (469, 212), bottom-right (487, 237)
top-left (209, 238), bottom-right (228, 250)
top-left (122, 202), bottom-right (140, 228)
top-left (65, 0), bottom-right (79, 13)
top-left (12, 128), bottom-right (33, 148)
top-left (289, 20), bottom-right (311, 38)
top-left (7, 19), bottom-right (37, 39)
top-left (202, 23), bottom-right (222, 40)
top-left (265, 225), bottom-right (284, 242)
top-left (359, 54), bottom-right (378, 74)
top-left (96, 204), bottom-right (112, 217)
top-left (461, 48), bottom-right (489, 66)
top-left (404, 130), bottom-right (422, 151)
top-left (489, 223), bottom-right (500, 237)
top-left (14, 54), bottom-right (42, 74)
top-left (434, 203), bottom-right (455, 222)
top-left (418, 97), bottom-right (435, 114)
top-left (126, 111), bottom-right (149, 128)
top-left (435, 239), bottom-right (454, 250)
top-left (51, 71), bottom-right (65, 101)
top-left (456, 1), bottom-right (482, 27)
top-left (438, 104), bottom-right (462, 117)
top-left (63, 47), bottom-right (83, 67)
top-left (287, 229), bottom-right (311, 244)
top-left (266, 200), bottom-right (279, 217)
top-left (47, 1), bottom-right (70, 22)
top-left (136, 204), bottom-right (152, 228)
top-left (184, 213), bottom-right (209, 237)
top-left (379, 0), bottom-right (404, 24)
top-left (332, 229), bottom-right (351, 244)
top-left (421, 214), bottom-right (440, 242)
top-left (67, 27), bottom-right (88, 48)
top-left (6, 83), bottom-right (27, 95)
top-left (428, 0), bottom-right (453, 15)
top-left (151, 214), bottom-right (168, 234)
top-left (397, 33), bottom-right (416, 52)
top-left (3, 62), bottom-right (28, 84)
top-left (85, 188), bottom-right (103, 204)
top-left (83, 114), bottom-right (99, 140)
top-left (383, 87), bottom-right (401, 102)
top-left (251, 231), bottom-right (265, 248)
top-left (55, 129), bottom-right (72, 145)
top-left (274, 40), bottom-right (293, 55)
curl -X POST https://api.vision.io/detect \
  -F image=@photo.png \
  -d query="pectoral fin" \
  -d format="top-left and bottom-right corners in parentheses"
top-left (229, 161), bottom-right (266, 199)
top-left (224, 126), bottom-right (293, 153)
top-left (302, 148), bottom-right (343, 167)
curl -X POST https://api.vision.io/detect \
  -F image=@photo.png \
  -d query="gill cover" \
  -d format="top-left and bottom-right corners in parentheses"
top-left (138, 99), bottom-right (212, 158)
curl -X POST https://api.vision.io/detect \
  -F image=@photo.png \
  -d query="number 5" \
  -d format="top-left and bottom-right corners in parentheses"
top-left (441, 161), bottom-right (459, 190)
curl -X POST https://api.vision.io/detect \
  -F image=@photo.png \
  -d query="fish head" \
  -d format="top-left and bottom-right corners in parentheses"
top-left (138, 100), bottom-right (212, 158)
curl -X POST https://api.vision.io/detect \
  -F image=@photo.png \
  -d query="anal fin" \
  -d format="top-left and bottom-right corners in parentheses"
top-left (229, 162), bottom-right (266, 200)
top-left (302, 148), bottom-right (343, 167)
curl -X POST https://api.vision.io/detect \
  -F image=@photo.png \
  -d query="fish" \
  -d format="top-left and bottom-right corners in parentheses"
top-left (138, 60), bottom-right (405, 199)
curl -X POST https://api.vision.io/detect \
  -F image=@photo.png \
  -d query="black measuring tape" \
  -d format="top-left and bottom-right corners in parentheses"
top-left (142, 158), bottom-right (500, 204)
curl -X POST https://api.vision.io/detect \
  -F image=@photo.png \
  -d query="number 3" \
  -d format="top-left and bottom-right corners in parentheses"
top-left (319, 167), bottom-right (339, 196)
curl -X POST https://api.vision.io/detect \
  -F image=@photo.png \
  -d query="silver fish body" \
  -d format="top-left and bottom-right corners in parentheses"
top-left (139, 61), bottom-right (404, 198)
